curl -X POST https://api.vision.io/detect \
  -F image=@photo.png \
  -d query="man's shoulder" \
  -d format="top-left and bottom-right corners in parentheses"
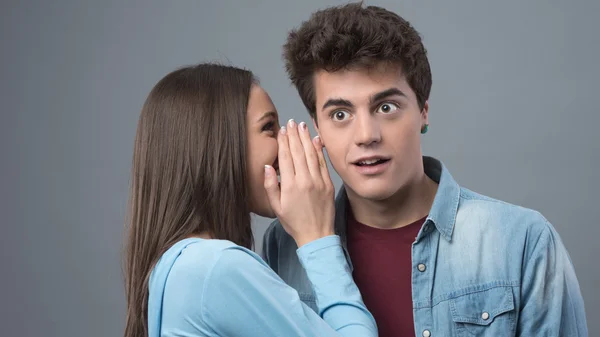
top-left (457, 187), bottom-right (552, 236)
top-left (453, 187), bottom-right (572, 274)
top-left (261, 218), bottom-right (298, 268)
top-left (262, 218), bottom-right (296, 249)
top-left (263, 218), bottom-right (285, 241)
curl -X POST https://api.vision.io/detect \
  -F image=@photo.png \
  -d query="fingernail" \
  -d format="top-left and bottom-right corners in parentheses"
top-left (314, 135), bottom-right (321, 145)
top-left (264, 165), bottom-right (272, 176)
top-left (288, 119), bottom-right (295, 127)
top-left (299, 122), bottom-right (306, 130)
top-left (280, 126), bottom-right (287, 135)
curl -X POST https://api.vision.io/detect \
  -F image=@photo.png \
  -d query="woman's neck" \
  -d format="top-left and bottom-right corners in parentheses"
top-left (188, 232), bottom-right (212, 240)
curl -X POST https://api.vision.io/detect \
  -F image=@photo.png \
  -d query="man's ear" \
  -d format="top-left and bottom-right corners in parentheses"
top-left (421, 101), bottom-right (430, 125)
top-left (312, 117), bottom-right (323, 147)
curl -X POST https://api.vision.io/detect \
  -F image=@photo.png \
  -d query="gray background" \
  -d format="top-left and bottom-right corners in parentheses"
top-left (1, 0), bottom-right (598, 336)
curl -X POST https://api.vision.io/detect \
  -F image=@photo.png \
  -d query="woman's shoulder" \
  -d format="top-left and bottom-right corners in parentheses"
top-left (152, 239), bottom-right (270, 334)
top-left (160, 238), bottom-right (267, 284)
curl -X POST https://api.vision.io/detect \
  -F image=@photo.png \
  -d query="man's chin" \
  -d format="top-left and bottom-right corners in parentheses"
top-left (346, 183), bottom-right (398, 202)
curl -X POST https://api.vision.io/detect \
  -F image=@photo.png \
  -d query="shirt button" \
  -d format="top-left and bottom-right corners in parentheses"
top-left (422, 330), bottom-right (431, 337)
top-left (417, 263), bottom-right (426, 272)
top-left (482, 312), bottom-right (490, 320)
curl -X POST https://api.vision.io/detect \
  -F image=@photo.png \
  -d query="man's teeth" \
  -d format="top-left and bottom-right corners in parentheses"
top-left (359, 159), bottom-right (381, 165)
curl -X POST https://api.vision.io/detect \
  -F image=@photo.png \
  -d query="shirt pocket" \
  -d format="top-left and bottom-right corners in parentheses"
top-left (449, 286), bottom-right (516, 336)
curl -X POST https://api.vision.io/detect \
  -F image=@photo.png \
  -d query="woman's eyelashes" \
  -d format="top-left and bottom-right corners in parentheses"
top-left (262, 120), bottom-right (277, 134)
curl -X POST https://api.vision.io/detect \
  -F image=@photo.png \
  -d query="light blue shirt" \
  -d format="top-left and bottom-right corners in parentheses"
top-left (147, 235), bottom-right (377, 337)
top-left (262, 156), bottom-right (589, 336)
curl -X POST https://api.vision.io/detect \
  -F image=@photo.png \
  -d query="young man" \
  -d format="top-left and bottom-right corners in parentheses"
top-left (262, 3), bottom-right (588, 337)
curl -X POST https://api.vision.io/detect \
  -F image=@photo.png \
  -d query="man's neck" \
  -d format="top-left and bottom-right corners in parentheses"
top-left (346, 172), bottom-right (438, 230)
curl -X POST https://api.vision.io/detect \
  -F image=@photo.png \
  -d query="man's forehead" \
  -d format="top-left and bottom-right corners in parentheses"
top-left (313, 65), bottom-right (411, 102)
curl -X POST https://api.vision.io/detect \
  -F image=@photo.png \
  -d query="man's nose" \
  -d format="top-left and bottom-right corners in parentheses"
top-left (354, 112), bottom-right (381, 146)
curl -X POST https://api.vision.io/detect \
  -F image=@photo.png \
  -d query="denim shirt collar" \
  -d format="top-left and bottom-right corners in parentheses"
top-left (333, 156), bottom-right (460, 246)
top-left (422, 156), bottom-right (460, 242)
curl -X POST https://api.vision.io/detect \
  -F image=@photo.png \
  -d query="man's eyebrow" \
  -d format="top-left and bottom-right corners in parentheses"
top-left (321, 88), bottom-right (406, 111)
top-left (370, 88), bottom-right (406, 104)
top-left (322, 98), bottom-right (353, 111)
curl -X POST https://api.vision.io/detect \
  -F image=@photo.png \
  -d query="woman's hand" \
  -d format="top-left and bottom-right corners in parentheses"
top-left (264, 119), bottom-right (335, 247)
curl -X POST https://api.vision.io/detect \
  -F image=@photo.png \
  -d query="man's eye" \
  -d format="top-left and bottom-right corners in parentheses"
top-left (377, 102), bottom-right (399, 114)
top-left (331, 110), bottom-right (350, 121)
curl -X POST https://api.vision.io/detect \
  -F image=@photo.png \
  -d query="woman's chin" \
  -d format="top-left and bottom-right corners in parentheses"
top-left (252, 206), bottom-right (277, 219)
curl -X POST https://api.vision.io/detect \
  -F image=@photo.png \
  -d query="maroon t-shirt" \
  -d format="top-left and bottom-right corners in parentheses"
top-left (347, 211), bottom-right (427, 337)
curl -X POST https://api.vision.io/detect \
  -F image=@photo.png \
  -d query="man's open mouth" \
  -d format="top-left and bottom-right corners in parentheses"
top-left (353, 158), bottom-right (390, 167)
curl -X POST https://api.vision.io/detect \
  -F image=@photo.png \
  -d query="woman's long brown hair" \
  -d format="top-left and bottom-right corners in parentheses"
top-left (123, 64), bottom-right (255, 337)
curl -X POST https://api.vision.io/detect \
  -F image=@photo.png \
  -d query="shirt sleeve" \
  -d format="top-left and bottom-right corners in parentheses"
top-left (518, 222), bottom-right (588, 336)
top-left (202, 235), bottom-right (378, 337)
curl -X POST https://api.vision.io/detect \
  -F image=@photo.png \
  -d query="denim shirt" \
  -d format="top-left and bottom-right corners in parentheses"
top-left (262, 156), bottom-right (588, 336)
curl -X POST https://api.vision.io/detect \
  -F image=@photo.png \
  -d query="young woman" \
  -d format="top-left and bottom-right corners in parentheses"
top-left (123, 63), bottom-right (377, 337)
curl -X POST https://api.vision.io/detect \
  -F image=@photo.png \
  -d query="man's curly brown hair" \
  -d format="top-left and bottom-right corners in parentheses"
top-left (283, 2), bottom-right (432, 119)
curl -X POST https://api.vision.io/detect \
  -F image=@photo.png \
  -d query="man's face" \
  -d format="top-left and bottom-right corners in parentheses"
top-left (312, 63), bottom-right (429, 201)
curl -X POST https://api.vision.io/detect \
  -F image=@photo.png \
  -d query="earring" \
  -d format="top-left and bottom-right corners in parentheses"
top-left (421, 124), bottom-right (429, 134)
